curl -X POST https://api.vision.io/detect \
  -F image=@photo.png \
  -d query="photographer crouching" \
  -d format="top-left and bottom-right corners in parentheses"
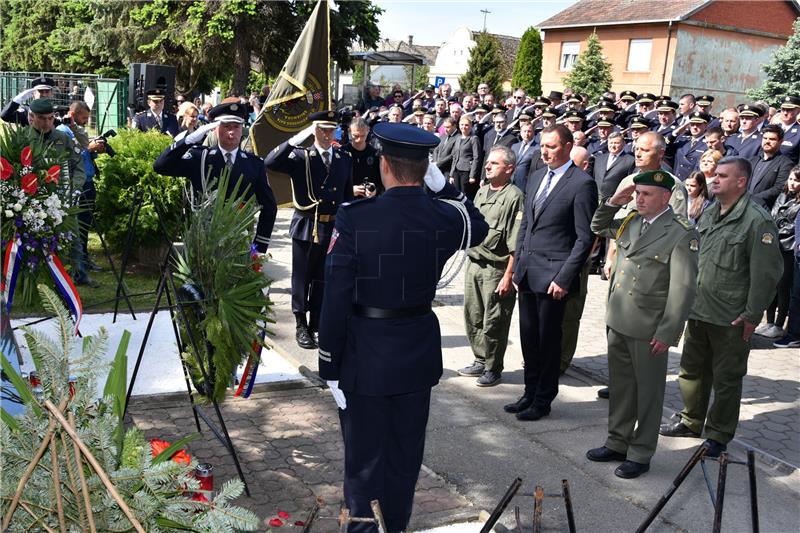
top-left (57, 101), bottom-right (113, 288)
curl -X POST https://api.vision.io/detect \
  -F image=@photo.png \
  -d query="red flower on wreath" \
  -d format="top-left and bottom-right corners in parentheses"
top-left (20, 146), bottom-right (32, 167)
top-left (277, 511), bottom-right (290, 519)
top-left (149, 438), bottom-right (192, 464)
top-left (21, 173), bottom-right (38, 195)
top-left (268, 518), bottom-right (284, 527)
top-left (0, 157), bottom-right (11, 180)
top-left (45, 165), bottom-right (61, 184)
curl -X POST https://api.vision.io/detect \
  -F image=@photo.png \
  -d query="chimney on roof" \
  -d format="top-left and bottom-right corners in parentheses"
top-left (408, 35), bottom-right (413, 46)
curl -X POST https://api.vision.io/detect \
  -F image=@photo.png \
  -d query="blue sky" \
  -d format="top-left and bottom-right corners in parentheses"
top-left (373, 0), bottom-right (579, 44)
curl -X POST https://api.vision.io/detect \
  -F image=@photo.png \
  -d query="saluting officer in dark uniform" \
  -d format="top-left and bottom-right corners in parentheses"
top-left (318, 123), bottom-right (488, 532)
top-left (132, 89), bottom-right (180, 137)
top-left (668, 111), bottom-right (711, 181)
top-left (265, 110), bottom-right (354, 349)
top-left (777, 95), bottom-right (800, 164)
top-left (152, 100), bottom-right (277, 253)
top-left (1, 76), bottom-right (57, 127)
top-left (726, 104), bottom-right (763, 159)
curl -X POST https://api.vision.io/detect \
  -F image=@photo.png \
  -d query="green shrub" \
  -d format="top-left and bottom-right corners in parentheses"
top-left (94, 129), bottom-right (184, 253)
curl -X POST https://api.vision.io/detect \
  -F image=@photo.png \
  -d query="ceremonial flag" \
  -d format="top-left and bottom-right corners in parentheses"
top-left (250, 0), bottom-right (330, 205)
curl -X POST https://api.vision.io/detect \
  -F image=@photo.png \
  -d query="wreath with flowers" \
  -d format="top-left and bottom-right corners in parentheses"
top-left (0, 124), bottom-right (81, 318)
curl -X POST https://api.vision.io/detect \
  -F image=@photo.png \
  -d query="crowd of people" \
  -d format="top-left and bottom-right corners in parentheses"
top-left (4, 73), bottom-right (800, 530)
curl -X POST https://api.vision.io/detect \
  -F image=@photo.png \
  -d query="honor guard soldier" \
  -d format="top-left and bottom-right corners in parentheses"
top-left (23, 99), bottom-right (86, 192)
top-left (587, 170), bottom-right (698, 479)
top-left (152, 100), bottom-right (277, 253)
top-left (777, 95), bottom-right (800, 164)
top-left (265, 110), bottom-right (354, 349)
top-left (2, 76), bottom-right (57, 127)
top-left (318, 123), bottom-right (488, 533)
top-left (132, 89), bottom-right (180, 137)
top-left (726, 104), bottom-right (763, 158)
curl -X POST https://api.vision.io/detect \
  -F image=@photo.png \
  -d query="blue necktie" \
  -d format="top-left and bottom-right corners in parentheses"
top-left (534, 170), bottom-right (555, 214)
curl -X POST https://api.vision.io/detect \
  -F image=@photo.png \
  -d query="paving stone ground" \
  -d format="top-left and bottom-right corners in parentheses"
top-left (127, 383), bottom-right (473, 531)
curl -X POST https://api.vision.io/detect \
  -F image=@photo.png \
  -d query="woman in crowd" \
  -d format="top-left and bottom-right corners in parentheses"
top-left (176, 101), bottom-right (200, 137)
top-left (449, 115), bottom-right (481, 200)
top-left (685, 171), bottom-right (711, 225)
top-left (698, 148), bottom-right (724, 181)
top-left (757, 165), bottom-right (800, 339)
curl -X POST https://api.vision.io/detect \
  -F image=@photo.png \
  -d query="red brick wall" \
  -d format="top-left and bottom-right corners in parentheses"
top-left (689, 0), bottom-right (797, 37)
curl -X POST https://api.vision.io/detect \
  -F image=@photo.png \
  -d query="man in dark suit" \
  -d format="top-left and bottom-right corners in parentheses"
top-left (318, 123), bottom-right (488, 532)
top-left (432, 117), bottom-right (460, 175)
top-left (132, 89), bottom-right (180, 137)
top-left (506, 88), bottom-right (527, 123)
top-left (482, 110), bottom-right (518, 180)
top-left (592, 132), bottom-right (636, 202)
top-left (153, 99), bottom-right (277, 254)
top-left (506, 125), bottom-right (598, 420)
top-left (265, 110), bottom-right (353, 349)
top-left (748, 124), bottom-right (793, 209)
top-left (511, 122), bottom-right (538, 192)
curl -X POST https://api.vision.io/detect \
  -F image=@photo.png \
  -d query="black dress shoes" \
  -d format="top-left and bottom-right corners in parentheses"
top-left (295, 325), bottom-right (316, 349)
top-left (702, 439), bottom-right (727, 458)
top-left (586, 446), bottom-right (626, 462)
top-left (615, 460), bottom-right (650, 479)
top-left (310, 330), bottom-right (319, 345)
top-left (516, 405), bottom-right (550, 421)
top-left (503, 395), bottom-right (534, 413)
top-left (597, 387), bottom-right (609, 399)
top-left (659, 421), bottom-right (701, 438)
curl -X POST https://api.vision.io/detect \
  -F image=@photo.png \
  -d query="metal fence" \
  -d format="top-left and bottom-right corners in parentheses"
top-left (0, 71), bottom-right (128, 133)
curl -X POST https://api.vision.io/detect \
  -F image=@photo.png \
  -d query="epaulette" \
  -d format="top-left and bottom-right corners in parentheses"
top-left (340, 196), bottom-right (377, 210)
top-left (675, 215), bottom-right (692, 230)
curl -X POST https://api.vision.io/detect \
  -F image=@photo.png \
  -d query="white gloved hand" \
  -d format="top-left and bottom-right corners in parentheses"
top-left (424, 162), bottom-right (446, 193)
top-left (13, 88), bottom-right (36, 104)
top-left (185, 121), bottom-right (220, 144)
top-left (288, 124), bottom-right (316, 147)
top-left (326, 380), bottom-right (347, 410)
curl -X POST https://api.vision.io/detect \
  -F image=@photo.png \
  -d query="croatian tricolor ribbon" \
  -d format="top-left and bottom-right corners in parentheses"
top-left (2, 238), bottom-right (23, 313)
top-left (45, 253), bottom-right (83, 334)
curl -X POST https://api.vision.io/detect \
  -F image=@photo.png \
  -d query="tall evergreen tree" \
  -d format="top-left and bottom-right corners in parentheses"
top-left (562, 30), bottom-right (613, 103)
top-left (460, 32), bottom-right (503, 98)
top-left (748, 18), bottom-right (800, 104)
top-left (511, 27), bottom-right (542, 97)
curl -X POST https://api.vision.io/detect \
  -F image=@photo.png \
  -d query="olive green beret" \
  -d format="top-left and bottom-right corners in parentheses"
top-left (29, 98), bottom-right (54, 114)
top-left (633, 169), bottom-right (674, 190)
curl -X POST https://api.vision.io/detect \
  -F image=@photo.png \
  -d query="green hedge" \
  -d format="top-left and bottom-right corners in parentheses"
top-left (94, 129), bottom-right (184, 253)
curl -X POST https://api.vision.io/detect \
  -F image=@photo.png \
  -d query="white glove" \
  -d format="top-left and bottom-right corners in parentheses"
top-left (288, 124), bottom-right (315, 147)
top-left (13, 88), bottom-right (36, 104)
top-left (326, 380), bottom-right (347, 410)
top-left (184, 121), bottom-right (220, 144)
top-left (424, 163), bottom-right (446, 193)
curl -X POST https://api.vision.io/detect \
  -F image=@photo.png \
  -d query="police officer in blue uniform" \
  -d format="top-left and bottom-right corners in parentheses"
top-left (777, 95), bottom-right (800, 164)
top-left (265, 110), bottom-right (354, 349)
top-left (132, 89), bottom-right (180, 137)
top-left (654, 99), bottom-right (680, 137)
top-left (1, 76), bottom-right (57, 127)
top-left (726, 104), bottom-right (763, 159)
top-left (152, 100), bottom-right (277, 253)
top-left (667, 110), bottom-right (710, 180)
top-left (318, 123), bottom-right (488, 532)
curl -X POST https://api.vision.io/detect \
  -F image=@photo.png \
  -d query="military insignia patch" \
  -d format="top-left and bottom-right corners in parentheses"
top-left (761, 232), bottom-right (774, 245)
top-left (654, 172), bottom-right (664, 182)
top-left (689, 239), bottom-right (699, 252)
top-left (73, 146), bottom-right (81, 154)
top-left (516, 211), bottom-right (523, 220)
top-left (327, 228), bottom-right (339, 254)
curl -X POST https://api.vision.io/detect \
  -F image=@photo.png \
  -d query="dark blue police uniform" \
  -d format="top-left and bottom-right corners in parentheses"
top-left (152, 102), bottom-right (277, 253)
top-left (725, 131), bottom-right (762, 159)
top-left (1, 76), bottom-right (58, 127)
top-left (133, 108), bottom-right (180, 137)
top-left (318, 123), bottom-right (488, 532)
top-left (265, 111), bottom-right (354, 338)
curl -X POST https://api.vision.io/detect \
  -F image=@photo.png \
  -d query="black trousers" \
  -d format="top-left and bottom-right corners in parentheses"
top-left (339, 388), bottom-right (431, 533)
top-left (291, 237), bottom-right (328, 329)
top-left (518, 280), bottom-right (567, 408)
top-left (453, 169), bottom-right (479, 201)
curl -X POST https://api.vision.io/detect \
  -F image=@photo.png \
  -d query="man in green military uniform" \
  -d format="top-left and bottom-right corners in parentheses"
top-left (587, 170), bottom-right (699, 479)
top-left (661, 157), bottom-right (783, 457)
top-left (458, 145), bottom-right (524, 387)
top-left (23, 99), bottom-right (86, 192)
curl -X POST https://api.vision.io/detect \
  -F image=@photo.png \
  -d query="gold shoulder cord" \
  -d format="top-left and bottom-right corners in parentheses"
top-left (615, 211), bottom-right (638, 241)
top-left (291, 151), bottom-right (321, 242)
